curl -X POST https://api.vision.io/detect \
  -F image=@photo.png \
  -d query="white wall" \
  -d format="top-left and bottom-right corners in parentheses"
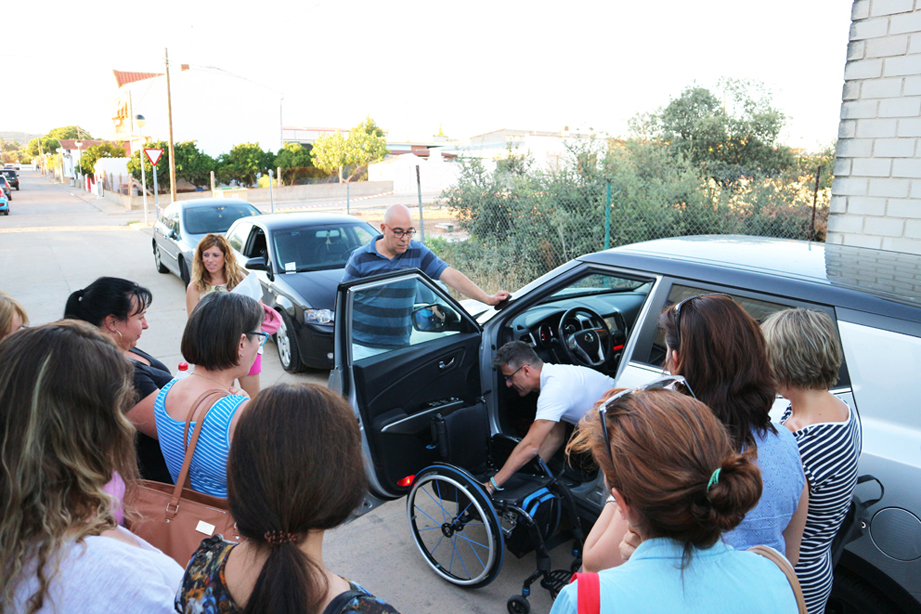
top-left (369, 154), bottom-right (461, 193)
top-left (828, 0), bottom-right (921, 253)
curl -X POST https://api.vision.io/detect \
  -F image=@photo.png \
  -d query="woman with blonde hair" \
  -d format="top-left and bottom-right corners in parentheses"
top-left (762, 308), bottom-right (862, 614)
top-left (186, 233), bottom-right (266, 397)
top-left (0, 290), bottom-right (28, 341)
top-left (0, 321), bottom-right (182, 613)
top-left (553, 382), bottom-right (798, 614)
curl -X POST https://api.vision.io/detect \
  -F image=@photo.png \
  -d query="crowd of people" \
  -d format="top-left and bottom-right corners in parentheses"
top-left (0, 211), bottom-right (861, 614)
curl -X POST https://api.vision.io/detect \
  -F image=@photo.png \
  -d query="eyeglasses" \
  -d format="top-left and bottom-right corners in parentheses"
top-left (502, 365), bottom-right (524, 383)
top-left (249, 331), bottom-right (270, 347)
top-left (596, 375), bottom-right (697, 466)
top-left (672, 293), bottom-right (732, 349)
top-left (384, 224), bottom-right (416, 239)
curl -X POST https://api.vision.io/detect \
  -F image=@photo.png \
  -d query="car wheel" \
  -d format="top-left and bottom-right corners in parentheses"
top-left (276, 310), bottom-right (307, 373)
top-left (179, 258), bottom-right (191, 287)
top-left (827, 570), bottom-right (904, 614)
top-left (153, 243), bottom-right (169, 274)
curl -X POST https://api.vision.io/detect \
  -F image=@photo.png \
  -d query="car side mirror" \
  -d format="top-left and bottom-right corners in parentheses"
top-left (412, 304), bottom-right (461, 333)
top-left (246, 257), bottom-right (268, 271)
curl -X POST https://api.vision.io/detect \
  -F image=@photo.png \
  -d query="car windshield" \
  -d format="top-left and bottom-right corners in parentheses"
top-left (273, 223), bottom-right (375, 272)
top-left (183, 203), bottom-right (258, 234)
top-left (548, 274), bottom-right (649, 298)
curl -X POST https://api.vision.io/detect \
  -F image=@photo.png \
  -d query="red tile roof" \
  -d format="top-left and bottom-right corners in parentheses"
top-left (112, 70), bottom-right (163, 88)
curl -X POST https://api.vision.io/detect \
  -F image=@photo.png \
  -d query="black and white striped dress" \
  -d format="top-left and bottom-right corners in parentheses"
top-left (781, 400), bottom-right (862, 614)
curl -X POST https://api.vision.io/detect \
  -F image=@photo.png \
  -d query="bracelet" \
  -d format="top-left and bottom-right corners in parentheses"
top-left (606, 494), bottom-right (617, 504)
top-left (490, 477), bottom-right (504, 491)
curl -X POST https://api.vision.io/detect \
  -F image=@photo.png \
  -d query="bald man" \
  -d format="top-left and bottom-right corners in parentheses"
top-left (343, 204), bottom-right (509, 347)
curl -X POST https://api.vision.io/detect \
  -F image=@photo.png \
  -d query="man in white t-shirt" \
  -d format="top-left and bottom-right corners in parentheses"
top-left (485, 341), bottom-right (615, 495)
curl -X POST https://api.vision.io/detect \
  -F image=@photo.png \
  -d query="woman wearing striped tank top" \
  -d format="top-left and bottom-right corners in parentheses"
top-left (763, 308), bottom-right (863, 614)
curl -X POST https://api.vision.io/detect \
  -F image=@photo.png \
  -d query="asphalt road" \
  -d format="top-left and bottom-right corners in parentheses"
top-left (0, 170), bottom-right (563, 614)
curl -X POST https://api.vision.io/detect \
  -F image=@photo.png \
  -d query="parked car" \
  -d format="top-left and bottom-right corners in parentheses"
top-left (0, 168), bottom-right (19, 190)
top-left (330, 235), bottom-right (921, 614)
top-left (0, 192), bottom-right (8, 215)
top-left (0, 176), bottom-right (11, 200)
top-left (152, 198), bottom-right (261, 285)
top-left (226, 212), bottom-right (377, 371)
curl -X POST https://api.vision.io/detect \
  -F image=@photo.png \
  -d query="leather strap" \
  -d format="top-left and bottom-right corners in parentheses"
top-left (748, 545), bottom-right (808, 614)
top-left (165, 389), bottom-right (229, 515)
top-left (570, 572), bottom-right (600, 614)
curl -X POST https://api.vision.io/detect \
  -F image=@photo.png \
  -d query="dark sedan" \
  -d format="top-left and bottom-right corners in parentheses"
top-left (225, 212), bottom-right (377, 371)
top-left (152, 198), bottom-right (261, 285)
top-left (0, 168), bottom-right (19, 190)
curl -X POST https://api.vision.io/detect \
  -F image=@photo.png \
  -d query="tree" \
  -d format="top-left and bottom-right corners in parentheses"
top-left (217, 143), bottom-right (275, 186)
top-left (275, 142), bottom-right (315, 184)
top-left (26, 126), bottom-right (93, 157)
top-left (642, 79), bottom-right (794, 184)
top-left (311, 116), bottom-right (388, 182)
top-left (78, 142), bottom-right (126, 176)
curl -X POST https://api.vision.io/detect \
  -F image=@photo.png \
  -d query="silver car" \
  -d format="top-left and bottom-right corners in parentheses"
top-left (152, 198), bottom-right (261, 285)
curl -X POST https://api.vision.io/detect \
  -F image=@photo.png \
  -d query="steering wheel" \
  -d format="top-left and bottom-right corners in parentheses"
top-left (557, 307), bottom-right (612, 367)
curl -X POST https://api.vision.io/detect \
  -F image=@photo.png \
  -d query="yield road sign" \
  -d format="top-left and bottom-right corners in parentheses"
top-left (144, 148), bottom-right (164, 166)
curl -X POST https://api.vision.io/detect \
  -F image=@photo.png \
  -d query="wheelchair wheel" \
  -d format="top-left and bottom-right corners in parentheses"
top-left (407, 464), bottom-right (504, 588)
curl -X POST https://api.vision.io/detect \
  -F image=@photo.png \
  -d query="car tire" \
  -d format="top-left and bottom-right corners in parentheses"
top-left (179, 258), bottom-right (191, 287)
top-left (276, 310), bottom-right (307, 373)
top-left (153, 243), bottom-right (169, 274)
top-left (827, 570), bottom-right (904, 614)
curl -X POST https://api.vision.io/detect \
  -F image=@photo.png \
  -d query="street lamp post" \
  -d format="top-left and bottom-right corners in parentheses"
top-left (74, 140), bottom-right (83, 189)
top-left (136, 115), bottom-right (149, 225)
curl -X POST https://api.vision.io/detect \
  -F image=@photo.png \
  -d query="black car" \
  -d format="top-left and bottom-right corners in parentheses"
top-left (331, 235), bottom-right (921, 614)
top-left (0, 168), bottom-right (19, 190)
top-left (225, 212), bottom-right (377, 371)
top-left (153, 198), bottom-right (262, 285)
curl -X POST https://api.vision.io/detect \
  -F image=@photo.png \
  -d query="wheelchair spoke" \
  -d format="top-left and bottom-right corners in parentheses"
top-left (433, 481), bottom-right (448, 524)
top-left (413, 502), bottom-right (441, 527)
top-left (455, 533), bottom-right (488, 569)
top-left (450, 535), bottom-right (472, 578)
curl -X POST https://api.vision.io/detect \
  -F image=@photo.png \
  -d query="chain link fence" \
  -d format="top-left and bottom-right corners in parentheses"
top-left (424, 145), bottom-right (831, 294)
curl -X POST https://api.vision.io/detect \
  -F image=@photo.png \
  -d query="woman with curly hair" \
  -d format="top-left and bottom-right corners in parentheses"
top-left (0, 321), bottom-right (182, 614)
top-left (553, 384), bottom-right (798, 614)
top-left (0, 290), bottom-right (28, 341)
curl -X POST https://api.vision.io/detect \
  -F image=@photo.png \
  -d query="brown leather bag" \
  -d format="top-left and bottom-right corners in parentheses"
top-left (748, 545), bottom-right (808, 614)
top-left (129, 389), bottom-right (240, 566)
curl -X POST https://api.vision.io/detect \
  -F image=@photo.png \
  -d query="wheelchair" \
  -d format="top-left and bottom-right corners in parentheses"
top-left (405, 403), bottom-right (587, 614)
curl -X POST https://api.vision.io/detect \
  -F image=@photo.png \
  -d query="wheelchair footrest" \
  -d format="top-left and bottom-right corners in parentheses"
top-left (540, 569), bottom-right (573, 599)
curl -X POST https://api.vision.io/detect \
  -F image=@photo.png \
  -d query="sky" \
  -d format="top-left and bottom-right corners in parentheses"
top-left (2, 0), bottom-right (852, 151)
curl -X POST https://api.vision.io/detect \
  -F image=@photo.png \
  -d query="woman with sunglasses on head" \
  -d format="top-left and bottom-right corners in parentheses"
top-left (64, 277), bottom-right (173, 485)
top-left (762, 309), bottom-right (862, 614)
top-left (553, 385), bottom-right (799, 614)
top-left (658, 294), bottom-right (808, 564)
top-left (177, 383), bottom-right (401, 614)
top-left (1, 321), bottom-right (183, 613)
top-left (155, 292), bottom-right (263, 497)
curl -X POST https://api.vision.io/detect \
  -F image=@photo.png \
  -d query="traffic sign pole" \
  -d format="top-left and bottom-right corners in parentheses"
top-left (144, 149), bottom-right (164, 218)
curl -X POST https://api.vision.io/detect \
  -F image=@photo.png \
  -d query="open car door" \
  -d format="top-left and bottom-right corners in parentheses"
top-left (329, 269), bottom-right (485, 517)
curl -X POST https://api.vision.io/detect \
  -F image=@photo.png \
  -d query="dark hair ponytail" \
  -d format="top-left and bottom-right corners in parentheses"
top-left (229, 384), bottom-right (367, 614)
top-left (64, 277), bottom-right (152, 327)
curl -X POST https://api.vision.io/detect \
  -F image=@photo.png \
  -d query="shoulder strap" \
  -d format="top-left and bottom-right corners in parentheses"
top-left (570, 572), bottom-right (601, 614)
top-left (321, 590), bottom-right (365, 614)
top-left (748, 545), bottom-right (807, 614)
top-left (165, 389), bottom-right (229, 511)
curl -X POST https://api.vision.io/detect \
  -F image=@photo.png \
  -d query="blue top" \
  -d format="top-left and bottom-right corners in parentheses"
top-left (154, 379), bottom-right (248, 498)
top-left (342, 236), bottom-right (449, 348)
top-left (551, 539), bottom-right (798, 614)
top-left (722, 424), bottom-right (805, 555)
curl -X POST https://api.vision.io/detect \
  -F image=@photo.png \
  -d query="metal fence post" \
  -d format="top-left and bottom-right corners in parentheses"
top-left (416, 165), bottom-right (425, 242)
top-left (346, 182), bottom-right (350, 215)
top-left (269, 170), bottom-right (275, 214)
top-left (604, 178), bottom-right (612, 250)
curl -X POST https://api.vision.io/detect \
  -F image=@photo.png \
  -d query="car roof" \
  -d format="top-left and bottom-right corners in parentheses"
top-left (583, 235), bottom-right (921, 319)
top-left (243, 212), bottom-right (375, 230)
top-left (177, 198), bottom-right (259, 210)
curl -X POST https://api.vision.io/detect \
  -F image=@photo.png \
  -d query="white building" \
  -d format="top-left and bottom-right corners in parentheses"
top-left (110, 66), bottom-right (282, 158)
top-left (432, 128), bottom-right (598, 173)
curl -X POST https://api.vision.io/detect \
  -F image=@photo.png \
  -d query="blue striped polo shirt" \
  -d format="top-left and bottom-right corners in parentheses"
top-left (154, 379), bottom-right (248, 497)
top-left (342, 236), bottom-right (449, 348)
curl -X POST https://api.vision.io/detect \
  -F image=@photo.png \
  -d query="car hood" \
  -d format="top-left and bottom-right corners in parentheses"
top-left (277, 268), bottom-right (344, 309)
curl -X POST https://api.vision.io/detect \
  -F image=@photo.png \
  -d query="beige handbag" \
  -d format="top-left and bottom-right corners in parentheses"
top-left (129, 389), bottom-right (240, 566)
top-left (748, 545), bottom-right (808, 614)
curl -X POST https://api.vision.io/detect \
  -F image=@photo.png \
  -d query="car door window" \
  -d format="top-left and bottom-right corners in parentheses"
top-left (227, 222), bottom-right (251, 253)
top-left (347, 275), bottom-right (470, 361)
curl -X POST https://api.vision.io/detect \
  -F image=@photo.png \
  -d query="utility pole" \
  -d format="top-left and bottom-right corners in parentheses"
top-left (165, 47), bottom-right (178, 203)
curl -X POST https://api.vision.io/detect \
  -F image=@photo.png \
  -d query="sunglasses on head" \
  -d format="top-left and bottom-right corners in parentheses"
top-left (596, 375), bottom-right (697, 467)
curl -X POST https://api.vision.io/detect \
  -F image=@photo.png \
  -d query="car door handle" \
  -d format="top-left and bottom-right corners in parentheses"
top-left (438, 357), bottom-right (456, 371)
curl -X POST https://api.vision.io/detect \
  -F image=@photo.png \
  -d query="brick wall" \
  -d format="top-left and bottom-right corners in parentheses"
top-left (828, 0), bottom-right (921, 253)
